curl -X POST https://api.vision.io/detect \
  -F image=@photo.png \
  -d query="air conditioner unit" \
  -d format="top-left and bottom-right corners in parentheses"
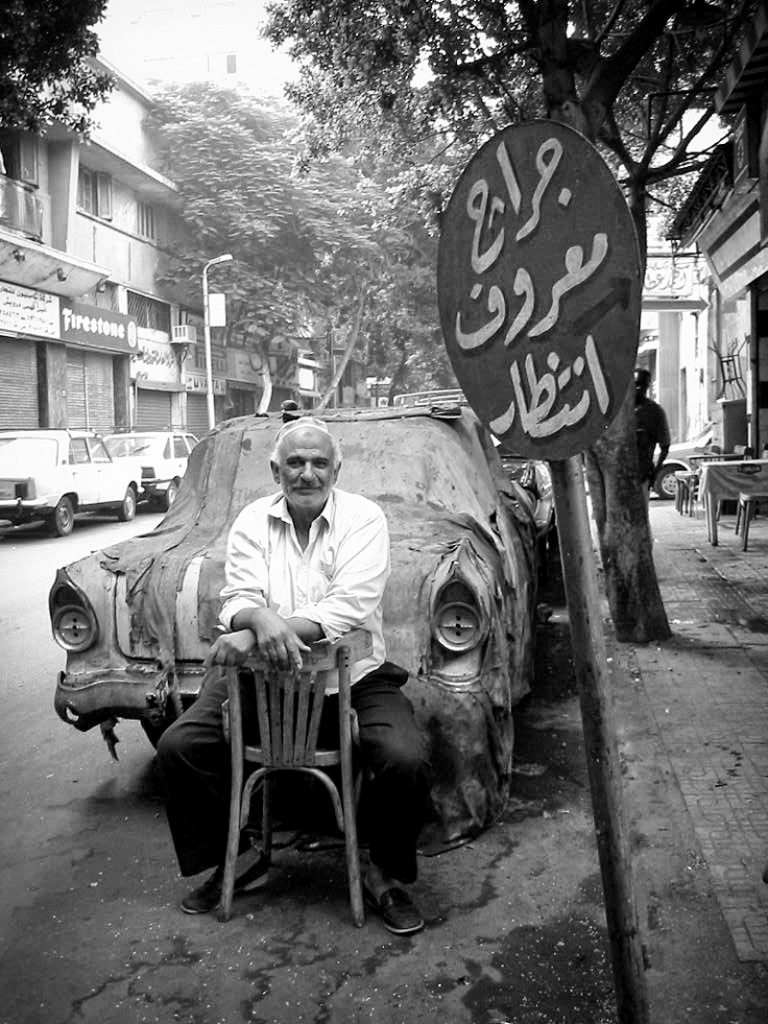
top-left (172, 324), bottom-right (198, 345)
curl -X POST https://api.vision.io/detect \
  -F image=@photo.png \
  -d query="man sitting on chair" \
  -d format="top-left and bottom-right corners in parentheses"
top-left (157, 416), bottom-right (432, 935)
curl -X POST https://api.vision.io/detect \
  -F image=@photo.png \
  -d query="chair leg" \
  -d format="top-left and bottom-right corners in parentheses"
top-left (261, 774), bottom-right (274, 864)
top-left (341, 758), bottom-right (364, 927)
top-left (743, 500), bottom-right (753, 551)
top-left (736, 500), bottom-right (743, 535)
top-left (339, 677), bottom-right (364, 927)
top-left (220, 675), bottom-right (244, 922)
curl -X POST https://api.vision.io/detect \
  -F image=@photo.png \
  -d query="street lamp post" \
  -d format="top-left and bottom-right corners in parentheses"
top-left (202, 253), bottom-right (233, 429)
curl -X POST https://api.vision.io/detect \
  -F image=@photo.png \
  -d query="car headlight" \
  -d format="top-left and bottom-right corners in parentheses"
top-left (51, 605), bottom-right (98, 652)
top-left (433, 576), bottom-right (489, 654)
top-left (435, 601), bottom-right (483, 652)
top-left (49, 571), bottom-right (99, 652)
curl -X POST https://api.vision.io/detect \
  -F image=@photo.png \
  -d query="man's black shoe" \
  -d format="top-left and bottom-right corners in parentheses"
top-left (363, 883), bottom-right (424, 935)
top-left (181, 855), bottom-right (270, 915)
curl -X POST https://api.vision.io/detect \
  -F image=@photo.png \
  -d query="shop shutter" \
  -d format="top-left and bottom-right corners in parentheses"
top-left (66, 350), bottom-right (115, 431)
top-left (136, 388), bottom-right (172, 430)
top-left (85, 351), bottom-right (115, 432)
top-left (0, 338), bottom-right (39, 428)
top-left (66, 350), bottom-right (87, 427)
top-left (186, 394), bottom-right (210, 437)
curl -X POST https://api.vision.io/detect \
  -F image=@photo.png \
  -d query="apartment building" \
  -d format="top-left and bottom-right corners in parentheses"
top-left (0, 58), bottom-right (219, 432)
top-left (96, 0), bottom-right (294, 93)
top-left (670, 0), bottom-right (768, 454)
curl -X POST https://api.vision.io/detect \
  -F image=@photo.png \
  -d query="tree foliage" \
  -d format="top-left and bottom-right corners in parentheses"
top-left (147, 82), bottom-right (449, 391)
top-left (0, 0), bottom-right (112, 132)
top-left (264, 0), bottom-right (759, 641)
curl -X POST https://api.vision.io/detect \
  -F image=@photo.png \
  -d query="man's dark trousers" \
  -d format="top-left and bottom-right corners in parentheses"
top-left (156, 662), bottom-right (432, 884)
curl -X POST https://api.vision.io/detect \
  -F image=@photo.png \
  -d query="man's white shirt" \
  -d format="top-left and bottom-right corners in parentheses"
top-left (219, 487), bottom-right (389, 688)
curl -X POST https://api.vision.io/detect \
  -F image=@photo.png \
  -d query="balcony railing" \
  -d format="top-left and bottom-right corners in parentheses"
top-left (0, 175), bottom-right (43, 240)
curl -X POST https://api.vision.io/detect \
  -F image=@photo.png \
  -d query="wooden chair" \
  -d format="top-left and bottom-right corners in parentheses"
top-left (735, 492), bottom-right (768, 551)
top-left (219, 629), bottom-right (373, 925)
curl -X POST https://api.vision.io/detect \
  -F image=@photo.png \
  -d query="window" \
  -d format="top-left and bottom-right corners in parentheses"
top-left (89, 438), bottom-right (111, 463)
top-left (137, 201), bottom-right (156, 239)
top-left (77, 168), bottom-right (113, 220)
top-left (127, 290), bottom-right (171, 333)
top-left (206, 51), bottom-right (237, 75)
top-left (68, 439), bottom-right (89, 465)
top-left (0, 131), bottom-right (38, 185)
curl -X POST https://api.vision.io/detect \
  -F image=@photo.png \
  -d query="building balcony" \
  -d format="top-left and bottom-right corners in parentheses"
top-left (0, 175), bottom-right (43, 241)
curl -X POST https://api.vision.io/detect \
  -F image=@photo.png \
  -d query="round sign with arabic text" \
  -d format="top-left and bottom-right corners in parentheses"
top-left (437, 120), bottom-right (641, 460)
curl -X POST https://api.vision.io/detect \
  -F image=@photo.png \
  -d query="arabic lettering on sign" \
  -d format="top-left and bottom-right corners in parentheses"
top-left (488, 335), bottom-right (609, 440)
top-left (643, 257), bottom-right (696, 298)
top-left (437, 121), bottom-right (640, 460)
top-left (0, 282), bottom-right (60, 339)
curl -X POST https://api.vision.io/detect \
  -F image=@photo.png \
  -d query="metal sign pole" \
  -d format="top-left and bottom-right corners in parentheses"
top-left (550, 456), bottom-right (648, 1023)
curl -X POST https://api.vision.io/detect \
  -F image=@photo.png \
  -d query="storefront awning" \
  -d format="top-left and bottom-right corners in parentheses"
top-left (0, 228), bottom-right (110, 298)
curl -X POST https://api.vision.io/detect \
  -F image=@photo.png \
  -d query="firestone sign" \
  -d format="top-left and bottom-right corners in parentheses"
top-left (60, 301), bottom-right (138, 354)
top-left (437, 121), bottom-right (641, 460)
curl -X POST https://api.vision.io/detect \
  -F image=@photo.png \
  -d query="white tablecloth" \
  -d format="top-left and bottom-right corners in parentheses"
top-left (699, 460), bottom-right (768, 544)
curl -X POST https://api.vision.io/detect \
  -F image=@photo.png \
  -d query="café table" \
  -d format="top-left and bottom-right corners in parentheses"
top-left (698, 459), bottom-right (768, 545)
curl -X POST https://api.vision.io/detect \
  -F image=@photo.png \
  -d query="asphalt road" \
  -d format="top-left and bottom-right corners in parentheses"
top-left (0, 509), bottom-right (166, 989)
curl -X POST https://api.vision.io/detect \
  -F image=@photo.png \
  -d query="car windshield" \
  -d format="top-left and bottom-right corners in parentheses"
top-left (0, 436), bottom-right (59, 469)
top-left (105, 435), bottom-right (156, 458)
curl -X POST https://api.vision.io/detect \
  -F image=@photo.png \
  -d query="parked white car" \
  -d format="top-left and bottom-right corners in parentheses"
top-left (103, 431), bottom-right (198, 510)
top-left (0, 429), bottom-right (140, 536)
top-left (654, 425), bottom-right (715, 499)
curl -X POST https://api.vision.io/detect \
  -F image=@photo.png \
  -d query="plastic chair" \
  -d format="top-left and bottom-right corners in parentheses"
top-left (219, 629), bottom-right (373, 925)
top-left (735, 492), bottom-right (768, 550)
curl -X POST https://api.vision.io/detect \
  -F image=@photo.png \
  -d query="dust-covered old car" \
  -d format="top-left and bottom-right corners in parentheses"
top-left (50, 407), bottom-right (539, 841)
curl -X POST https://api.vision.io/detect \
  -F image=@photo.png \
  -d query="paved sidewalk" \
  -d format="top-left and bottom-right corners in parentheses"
top-left (628, 499), bottom-right (768, 963)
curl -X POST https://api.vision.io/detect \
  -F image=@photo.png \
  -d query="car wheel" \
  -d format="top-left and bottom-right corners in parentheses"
top-left (116, 486), bottom-right (137, 522)
top-left (653, 465), bottom-right (679, 500)
top-left (162, 480), bottom-right (179, 511)
top-left (49, 496), bottom-right (75, 537)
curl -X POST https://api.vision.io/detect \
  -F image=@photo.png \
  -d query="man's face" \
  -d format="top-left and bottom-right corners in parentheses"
top-left (271, 426), bottom-right (339, 520)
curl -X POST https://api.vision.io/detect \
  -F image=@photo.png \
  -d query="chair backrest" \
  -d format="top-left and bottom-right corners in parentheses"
top-left (255, 668), bottom-right (327, 766)
top-left (241, 630), bottom-right (373, 768)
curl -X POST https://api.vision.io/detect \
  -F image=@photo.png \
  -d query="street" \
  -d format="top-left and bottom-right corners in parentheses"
top-left (1, 504), bottom-right (767, 1024)
top-left (0, 510), bottom-right (167, 1020)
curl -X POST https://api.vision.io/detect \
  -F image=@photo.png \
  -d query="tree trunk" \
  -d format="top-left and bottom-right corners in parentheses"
top-left (257, 343), bottom-right (272, 414)
top-left (584, 177), bottom-right (670, 643)
top-left (585, 388), bottom-right (671, 643)
top-left (317, 286), bottom-right (368, 411)
top-left (547, 98), bottom-right (670, 642)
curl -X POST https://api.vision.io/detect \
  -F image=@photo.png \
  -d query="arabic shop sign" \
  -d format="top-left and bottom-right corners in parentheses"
top-left (437, 121), bottom-right (641, 460)
top-left (0, 281), bottom-right (59, 339)
top-left (185, 371), bottom-right (226, 396)
top-left (60, 301), bottom-right (138, 354)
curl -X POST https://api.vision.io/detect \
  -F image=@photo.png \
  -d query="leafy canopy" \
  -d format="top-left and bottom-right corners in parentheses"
top-left (266, 0), bottom-right (760, 250)
top-left (147, 82), bottom-right (449, 392)
top-left (0, 0), bottom-right (112, 132)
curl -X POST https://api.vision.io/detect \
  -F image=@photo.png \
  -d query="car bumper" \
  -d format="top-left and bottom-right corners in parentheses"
top-left (54, 663), bottom-right (206, 730)
top-left (0, 498), bottom-right (53, 522)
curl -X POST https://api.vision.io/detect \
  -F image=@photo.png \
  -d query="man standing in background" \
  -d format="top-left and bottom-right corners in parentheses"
top-left (634, 367), bottom-right (670, 501)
